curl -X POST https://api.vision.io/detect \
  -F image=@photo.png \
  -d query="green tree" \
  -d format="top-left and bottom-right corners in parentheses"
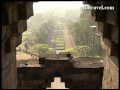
top-left (74, 45), bottom-right (90, 57)
top-left (29, 44), bottom-right (49, 55)
top-left (65, 9), bottom-right (103, 58)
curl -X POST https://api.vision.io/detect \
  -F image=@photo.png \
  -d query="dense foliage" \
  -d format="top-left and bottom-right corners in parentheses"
top-left (17, 8), bottom-right (103, 58)
top-left (64, 9), bottom-right (103, 58)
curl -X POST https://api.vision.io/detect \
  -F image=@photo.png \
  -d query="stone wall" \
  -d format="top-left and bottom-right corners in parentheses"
top-left (85, 1), bottom-right (119, 89)
top-left (17, 67), bottom-right (103, 89)
top-left (2, 2), bottom-right (33, 89)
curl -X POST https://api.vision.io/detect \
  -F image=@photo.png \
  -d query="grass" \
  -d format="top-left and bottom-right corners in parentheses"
top-left (55, 30), bottom-right (65, 50)
top-left (56, 47), bottom-right (65, 50)
top-left (56, 42), bottom-right (64, 45)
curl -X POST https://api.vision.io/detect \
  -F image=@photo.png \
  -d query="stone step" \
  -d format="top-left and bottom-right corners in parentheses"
top-left (47, 77), bottom-right (69, 89)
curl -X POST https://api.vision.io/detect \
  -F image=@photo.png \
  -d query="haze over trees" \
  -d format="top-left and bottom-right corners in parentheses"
top-left (65, 9), bottom-right (103, 58)
top-left (17, 6), bottom-right (103, 58)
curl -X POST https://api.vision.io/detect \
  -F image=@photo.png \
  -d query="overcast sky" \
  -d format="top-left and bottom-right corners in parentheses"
top-left (33, 1), bottom-right (84, 15)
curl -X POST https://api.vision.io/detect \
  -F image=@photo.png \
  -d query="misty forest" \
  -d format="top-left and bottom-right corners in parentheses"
top-left (17, 8), bottom-right (103, 58)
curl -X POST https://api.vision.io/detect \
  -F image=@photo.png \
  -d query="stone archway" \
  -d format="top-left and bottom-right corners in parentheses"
top-left (2, 1), bottom-right (118, 89)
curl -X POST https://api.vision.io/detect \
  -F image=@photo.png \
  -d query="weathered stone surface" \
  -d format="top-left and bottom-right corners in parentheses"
top-left (11, 36), bottom-right (18, 50)
top-left (2, 26), bottom-right (11, 41)
top-left (2, 2), bottom-right (33, 89)
top-left (17, 66), bottom-right (103, 89)
top-left (26, 2), bottom-right (33, 19)
top-left (10, 50), bottom-right (17, 88)
top-left (5, 38), bottom-right (11, 53)
top-left (109, 56), bottom-right (118, 69)
top-left (8, 4), bottom-right (18, 24)
top-left (2, 64), bottom-right (13, 89)
top-left (16, 33), bottom-right (22, 47)
top-left (18, 20), bottom-right (27, 33)
top-left (2, 50), bottom-right (17, 89)
top-left (103, 23), bottom-right (111, 39)
top-left (106, 5), bottom-right (118, 26)
top-left (111, 26), bottom-right (118, 44)
top-left (2, 53), bottom-right (11, 71)
top-left (17, 2), bottom-right (33, 20)
top-left (101, 38), bottom-right (111, 54)
top-left (101, 38), bottom-right (118, 57)
top-left (2, 3), bottom-right (9, 25)
top-left (102, 55), bottom-right (119, 89)
top-left (11, 34), bottom-right (22, 47)
top-left (10, 20), bottom-right (27, 36)
top-left (17, 3), bottom-right (27, 20)
top-left (10, 22), bottom-right (19, 36)
top-left (110, 41), bottom-right (118, 56)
